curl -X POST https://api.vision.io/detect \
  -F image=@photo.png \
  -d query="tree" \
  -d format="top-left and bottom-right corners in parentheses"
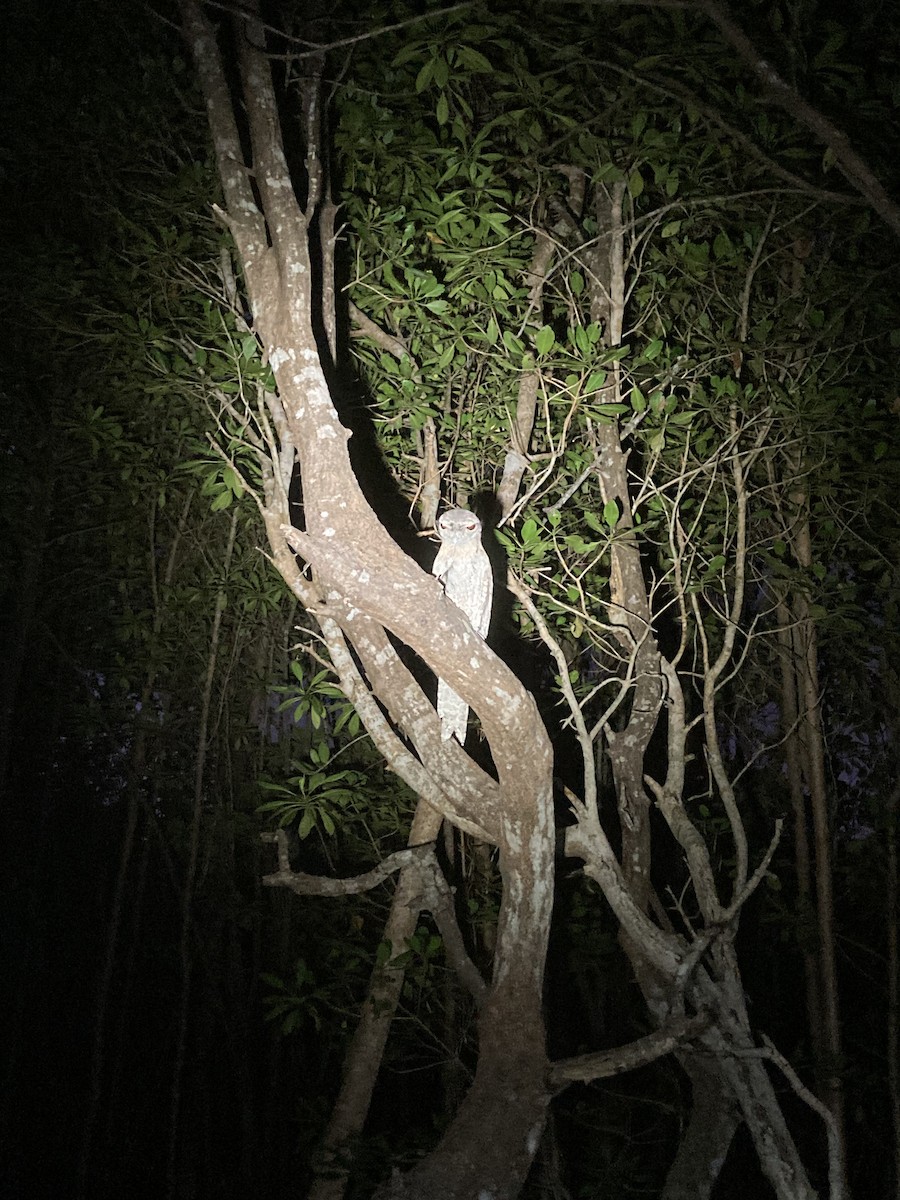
top-left (9, 0), bottom-right (899, 1196)
top-left (171, 0), bottom-right (900, 1195)
top-left (181, 4), bottom-right (560, 1196)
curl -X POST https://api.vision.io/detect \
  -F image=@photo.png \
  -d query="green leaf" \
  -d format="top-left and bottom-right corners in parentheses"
top-left (415, 60), bottom-right (434, 93)
top-left (535, 325), bottom-right (556, 355)
top-left (521, 518), bottom-right (539, 544)
top-left (603, 499), bottom-right (619, 528)
top-left (502, 329), bottom-right (524, 354)
top-left (457, 46), bottom-right (493, 73)
top-left (223, 467), bottom-right (243, 496)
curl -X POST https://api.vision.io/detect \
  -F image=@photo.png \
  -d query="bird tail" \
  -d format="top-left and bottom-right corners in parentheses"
top-left (437, 680), bottom-right (469, 744)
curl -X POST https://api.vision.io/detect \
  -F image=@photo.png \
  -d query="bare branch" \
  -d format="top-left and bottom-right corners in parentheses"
top-left (349, 300), bottom-right (417, 365)
top-left (202, 0), bottom-right (476, 58)
top-left (696, 0), bottom-right (900, 239)
top-left (261, 829), bottom-right (433, 894)
top-left (508, 571), bottom-right (598, 820)
top-left (756, 1036), bottom-right (845, 1200)
top-left (548, 1012), bottom-right (711, 1090)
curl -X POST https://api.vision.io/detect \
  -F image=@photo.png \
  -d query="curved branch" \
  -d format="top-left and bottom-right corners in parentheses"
top-left (261, 829), bottom-right (433, 895)
top-left (696, 0), bottom-right (900, 239)
top-left (548, 1012), bottom-right (711, 1090)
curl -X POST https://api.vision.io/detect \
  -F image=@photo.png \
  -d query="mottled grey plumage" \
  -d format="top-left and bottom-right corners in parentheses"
top-left (431, 508), bottom-right (493, 743)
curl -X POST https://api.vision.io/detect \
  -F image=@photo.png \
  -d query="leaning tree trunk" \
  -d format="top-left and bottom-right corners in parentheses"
top-left (307, 200), bottom-right (557, 1200)
top-left (181, 4), bottom-right (556, 1196)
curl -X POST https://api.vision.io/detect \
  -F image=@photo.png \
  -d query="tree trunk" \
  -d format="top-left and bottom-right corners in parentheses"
top-left (780, 475), bottom-right (847, 1179)
top-left (79, 490), bottom-right (192, 1199)
top-left (167, 508), bottom-right (238, 1197)
top-left (181, 4), bottom-right (557, 1193)
top-left (574, 183), bottom-right (820, 1199)
top-left (309, 803), bottom-right (443, 1200)
top-left (775, 597), bottom-right (825, 1086)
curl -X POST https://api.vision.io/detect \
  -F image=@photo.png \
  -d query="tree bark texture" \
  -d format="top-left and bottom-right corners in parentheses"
top-left (180, 4), bottom-right (556, 1195)
top-left (570, 183), bottom-right (820, 1199)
